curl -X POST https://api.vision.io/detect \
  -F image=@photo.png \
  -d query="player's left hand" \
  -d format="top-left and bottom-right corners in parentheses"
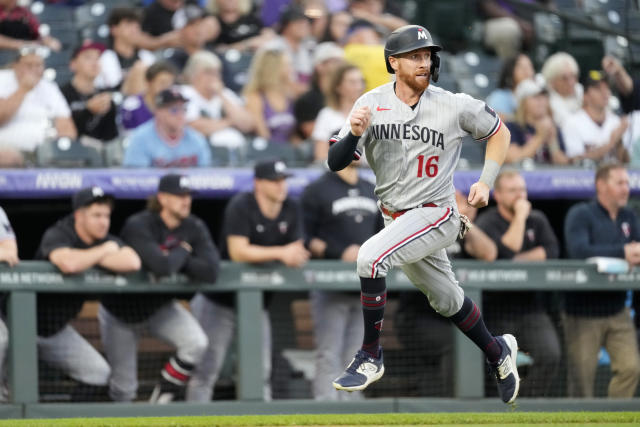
top-left (467, 181), bottom-right (490, 208)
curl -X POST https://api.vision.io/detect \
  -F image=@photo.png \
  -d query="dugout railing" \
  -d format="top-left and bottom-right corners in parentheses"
top-left (0, 260), bottom-right (639, 419)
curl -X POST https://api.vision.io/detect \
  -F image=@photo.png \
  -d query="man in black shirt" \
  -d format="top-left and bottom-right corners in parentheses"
top-left (36, 186), bottom-right (140, 401)
top-left (102, 174), bottom-right (218, 403)
top-left (475, 169), bottom-right (561, 397)
top-left (564, 162), bottom-right (640, 397)
top-left (60, 40), bottom-right (119, 144)
top-left (301, 161), bottom-right (381, 400)
top-left (187, 159), bottom-right (309, 401)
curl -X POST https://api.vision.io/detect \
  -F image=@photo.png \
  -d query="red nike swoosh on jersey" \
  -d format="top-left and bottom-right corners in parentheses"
top-left (376, 106), bottom-right (391, 111)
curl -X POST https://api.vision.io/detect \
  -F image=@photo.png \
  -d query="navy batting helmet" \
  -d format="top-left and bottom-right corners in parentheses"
top-left (384, 25), bottom-right (442, 82)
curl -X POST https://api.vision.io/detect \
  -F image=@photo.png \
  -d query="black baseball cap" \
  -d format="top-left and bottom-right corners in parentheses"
top-left (254, 159), bottom-right (292, 180)
top-left (581, 70), bottom-right (608, 91)
top-left (72, 186), bottom-right (114, 210)
top-left (158, 174), bottom-right (194, 195)
top-left (277, 5), bottom-right (308, 33)
top-left (155, 87), bottom-right (187, 109)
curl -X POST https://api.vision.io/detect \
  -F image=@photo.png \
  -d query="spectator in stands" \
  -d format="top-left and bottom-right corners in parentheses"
top-left (541, 52), bottom-right (582, 127)
top-left (206, 0), bottom-right (274, 52)
top-left (504, 78), bottom-right (569, 165)
top-left (36, 186), bottom-right (140, 401)
top-left (0, 205), bottom-right (16, 402)
top-left (0, 0), bottom-right (61, 52)
top-left (396, 191), bottom-right (497, 397)
top-left (486, 53), bottom-right (535, 121)
top-left (300, 157), bottom-right (381, 400)
top-left (243, 48), bottom-right (297, 145)
top-left (60, 40), bottom-right (119, 146)
top-left (182, 50), bottom-right (254, 149)
top-left (293, 41), bottom-right (345, 142)
top-left (266, 4), bottom-right (315, 94)
top-left (0, 206), bottom-right (18, 268)
top-left (478, 0), bottom-right (544, 60)
top-left (320, 10), bottom-right (353, 43)
top-left (163, 5), bottom-right (212, 71)
top-left (95, 7), bottom-right (156, 95)
top-left (0, 46), bottom-right (76, 166)
top-left (603, 55), bottom-right (640, 114)
top-left (120, 61), bottom-right (178, 132)
top-left (142, 0), bottom-right (219, 42)
top-left (123, 86), bottom-right (211, 167)
top-left (602, 56), bottom-right (640, 166)
top-left (312, 62), bottom-right (364, 162)
top-left (561, 70), bottom-right (629, 164)
top-left (475, 169), bottom-right (561, 397)
top-left (564, 162), bottom-right (640, 397)
top-left (102, 173), bottom-right (217, 404)
top-left (187, 159), bottom-right (309, 402)
top-left (347, 0), bottom-right (407, 33)
top-left (343, 19), bottom-right (389, 92)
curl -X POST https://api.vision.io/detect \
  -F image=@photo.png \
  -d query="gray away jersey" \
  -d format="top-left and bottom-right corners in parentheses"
top-left (337, 82), bottom-right (501, 211)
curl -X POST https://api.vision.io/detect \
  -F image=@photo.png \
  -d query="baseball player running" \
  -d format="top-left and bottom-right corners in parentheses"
top-left (328, 25), bottom-right (519, 404)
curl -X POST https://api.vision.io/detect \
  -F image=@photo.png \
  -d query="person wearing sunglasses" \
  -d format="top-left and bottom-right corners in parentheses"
top-left (123, 86), bottom-right (211, 167)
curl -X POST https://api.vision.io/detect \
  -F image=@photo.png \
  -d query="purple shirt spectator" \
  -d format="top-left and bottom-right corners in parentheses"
top-left (120, 94), bottom-right (153, 131)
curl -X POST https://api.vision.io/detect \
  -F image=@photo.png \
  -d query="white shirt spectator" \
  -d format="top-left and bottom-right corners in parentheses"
top-left (181, 84), bottom-right (246, 147)
top-left (561, 109), bottom-right (621, 159)
top-left (311, 106), bottom-right (346, 142)
top-left (95, 49), bottom-right (155, 90)
top-left (0, 70), bottom-right (71, 152)
top-left (548, 83), bottom-right (583, 128)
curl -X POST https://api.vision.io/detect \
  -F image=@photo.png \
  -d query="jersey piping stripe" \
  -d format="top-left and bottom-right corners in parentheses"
top-left (370, 207), bottom-right (453, 278)
top-left (474, 118), bottom-right (502, 141)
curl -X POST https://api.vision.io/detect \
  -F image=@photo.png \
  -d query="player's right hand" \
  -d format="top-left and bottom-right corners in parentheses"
top-left (467, 182), bottom-right (490, 208)
top-left (350, 106), bottom-right (371, 136)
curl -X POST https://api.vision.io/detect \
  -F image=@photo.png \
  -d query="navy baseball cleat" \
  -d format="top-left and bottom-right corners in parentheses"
top-left (332, 349), bottom-right (385, 391)
top-left (489, 334), bottom-right (520, 404)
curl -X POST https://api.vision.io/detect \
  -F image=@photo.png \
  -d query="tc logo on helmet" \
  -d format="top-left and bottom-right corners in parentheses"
top-left (418, 29), bottom-right (427, 40)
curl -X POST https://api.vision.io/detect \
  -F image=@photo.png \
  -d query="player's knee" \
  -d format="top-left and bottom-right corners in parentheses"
top-left (84, 358), bottom-right (111, 386)
top-left (356, 243), bottom-right (382, 278)
top-left (431, 291), bottom-right (464, 318)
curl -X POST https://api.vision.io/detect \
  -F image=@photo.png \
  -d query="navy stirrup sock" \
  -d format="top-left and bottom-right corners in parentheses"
top-left (449, 296), bottom-right (502, 363)
top-left (360, 277), bottom-right (386, 357)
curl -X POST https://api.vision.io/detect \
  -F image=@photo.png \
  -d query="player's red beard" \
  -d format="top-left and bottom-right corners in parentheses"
top-left (398, 67), bottom-right (430, 93)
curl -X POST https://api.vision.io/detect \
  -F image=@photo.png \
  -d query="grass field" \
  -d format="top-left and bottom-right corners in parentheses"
top-left (0, 412), bottom-right (639, 427)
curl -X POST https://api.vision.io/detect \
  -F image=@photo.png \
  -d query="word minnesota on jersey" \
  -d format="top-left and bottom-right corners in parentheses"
top-left (369, 123), bottom-right (445, 149)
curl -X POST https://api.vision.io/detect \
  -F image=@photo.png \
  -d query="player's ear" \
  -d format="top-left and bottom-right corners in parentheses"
top-left (388, 56), bottom-right (399, 73)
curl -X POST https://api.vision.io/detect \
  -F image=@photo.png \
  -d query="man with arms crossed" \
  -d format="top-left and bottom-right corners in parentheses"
top-left (36, 187), bottom-right (140, 400)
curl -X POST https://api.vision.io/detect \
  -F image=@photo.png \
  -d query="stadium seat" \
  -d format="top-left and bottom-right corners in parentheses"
top-left (36, 138), bottom-right (104, 168)
top-left (220, 49), bottom-right (253, 94)
top-left (414, 0), bottom-right (476, 52)
top-left (244, 137), bottom-right (302, 165)
top-left (30, 2), bottom-right (75, 25)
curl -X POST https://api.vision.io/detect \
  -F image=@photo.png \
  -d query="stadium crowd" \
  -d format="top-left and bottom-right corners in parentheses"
top-left (0, 0), bottom-right (640, 403)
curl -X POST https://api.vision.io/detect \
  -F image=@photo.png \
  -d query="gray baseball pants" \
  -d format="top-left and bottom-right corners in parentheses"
top-left (357, 205), bottom-right (464, 317)
top-left (38, 324), bottom-right (111, 386)
top-left (310, 290), bottom-right (363, 400)
top-left (186, 293), bottom-right (272, 401)
top-left (98, 301), bottom-right (208, 402)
